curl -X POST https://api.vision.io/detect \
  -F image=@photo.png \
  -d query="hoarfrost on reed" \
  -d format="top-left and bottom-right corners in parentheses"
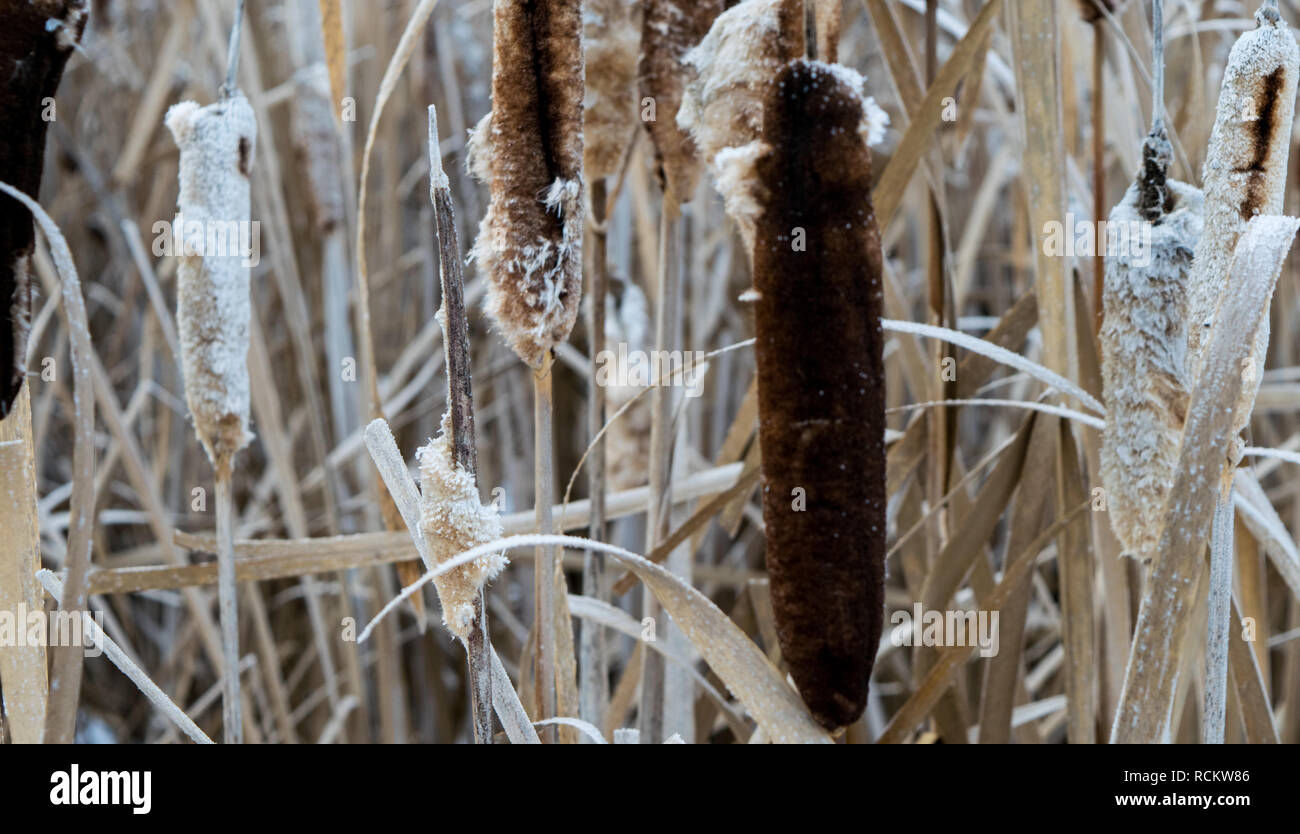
top-left (417, 414), bottom-right (507, 640)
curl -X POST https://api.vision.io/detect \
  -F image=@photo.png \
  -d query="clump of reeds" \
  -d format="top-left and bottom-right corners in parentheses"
top-left (603, 281), bottom-right (653, 492)
top-left (1185, 2), bottom-right (1298, 453)
top-left (0, 0), bottom-right (87, 419)
top-left (164, 3), bottom-right (256, 743)
top-left (728, 57), bottom-right (888, 730)
top-left (638, 0), bottom-right (728, 202)
top-left (468, 0), bottom-right (585, 370)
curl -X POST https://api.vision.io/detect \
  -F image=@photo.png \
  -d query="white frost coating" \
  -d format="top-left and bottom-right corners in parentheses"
top-left (417, 412), bottom-right (507, 639)
top-left (427, 105), bottom-right (450, 193)
top-left (1100, 178), bottom-right (1203, 562)
top-left (1185, 6), bottom-right (1298, 441)
top-left (166, 93), bottom-right (257, 466)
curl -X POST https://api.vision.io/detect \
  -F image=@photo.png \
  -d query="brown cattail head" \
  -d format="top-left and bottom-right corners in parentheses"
top-left (638, 0), bottom-right (727, 202)
top-left (0, 0), bottom-right (87, 419)
top-left (812, 0), bottom-right (843, 63)
top-left (166, 93), bottom-right (257, 468)
top-left (1185, 5), bottom-right (1298, 445)
top-left (469, 0), bottom-right (585, 369)
top-left (1100, 174), bottom-right (1203, 562)
top-left (748, 59), bottom-right (886, 730)
top-left (583, 0), bottom-right (641, 181)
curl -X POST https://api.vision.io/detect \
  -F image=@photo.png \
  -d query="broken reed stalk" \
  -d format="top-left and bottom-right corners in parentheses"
top-left (0, 0), bottom-right (87, 420)
top-left (0, 184), bottom-right (94, 745)
top-left (717, 59), bottom-right (889, 730)
top-left (428, 106), bottom-right (492, 743)
top-left (165, 11), bottom-right (257, 737)
top-left (468, 0), bottom-right (585, 740)
top-left (0, 384), bottom-right (44, 743)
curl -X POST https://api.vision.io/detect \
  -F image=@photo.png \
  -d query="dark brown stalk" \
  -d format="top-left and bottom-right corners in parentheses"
top-left (430, 107), bottom-right (492, 744)
top-left (0, 0), bottom-right (87, 419)
top-left (753, 60), bottom-right (886, 730)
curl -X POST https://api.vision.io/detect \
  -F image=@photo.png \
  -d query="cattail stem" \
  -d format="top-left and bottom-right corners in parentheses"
top-left (581, 178), bottom-right (611, 732)
top-left (428, 106), bottom-right (493, 743)
top-left (1091, 23), bottom-right (1105, 335)
top-left (641, 193), bottom-right (681, 744)
top-left (533, 354), bottom-right (558, 742)
top-left (215, 461), bottom-right (243, 744)
top-left (1204, 495), bottom-right (1234, 743)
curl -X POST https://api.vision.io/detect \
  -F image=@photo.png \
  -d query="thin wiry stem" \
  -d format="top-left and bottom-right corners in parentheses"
top-left (221, 0), bottom-right (245, 100)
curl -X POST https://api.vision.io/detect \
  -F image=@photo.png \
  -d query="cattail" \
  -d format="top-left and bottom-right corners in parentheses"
top-left (166, 94), bottom-right (257, 467)
top-left (583, 0), bottom-right (641, 181)
top-left (416, 414), bottom-right (507, 640)
top-left (732, 59), bottom-right (887, 729)
top-left (812, 0), bottom-right (843, 63)
top-left (0, 0), bottom-right (87, 419)
top-left (468, 0), bottom-right (585, 370)
top-left (1185, 3), bottom-right (1298, 448)
top-left (1099, 168), bottom-right (1204, 563)
top-left (1099, 0), bottom-right (1204, 564)
top-left (166, 1), bottom-right (256, 742)
top-left (638, 0), bottom-right (728, 202)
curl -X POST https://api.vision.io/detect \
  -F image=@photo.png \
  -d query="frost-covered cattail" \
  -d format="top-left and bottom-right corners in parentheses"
top-left (726, 59), bottom-right (887, 729)
top-left (678, 0), bottom-right (806, 180)
top-left (1099, 0), bottom-right (1205, 564)
top-left (1099, 162), bottom-right (1203, 563)
top-left (0, 0), bottom-right (87, 419)
top-left (166, 69), bottom-right (257, 743)
top-left (638, 0), bottom-right (728, 202)
top-left (1185, 3), bottom-right (1298, 444)
top-left (416, 414), bottom-right (507, 640)
top-left (583, 0), bottom-right (641, 181)
top-left (468, 0), bottom-right (585, 369)
top-left (166, 94), bottom-right (257, 467)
